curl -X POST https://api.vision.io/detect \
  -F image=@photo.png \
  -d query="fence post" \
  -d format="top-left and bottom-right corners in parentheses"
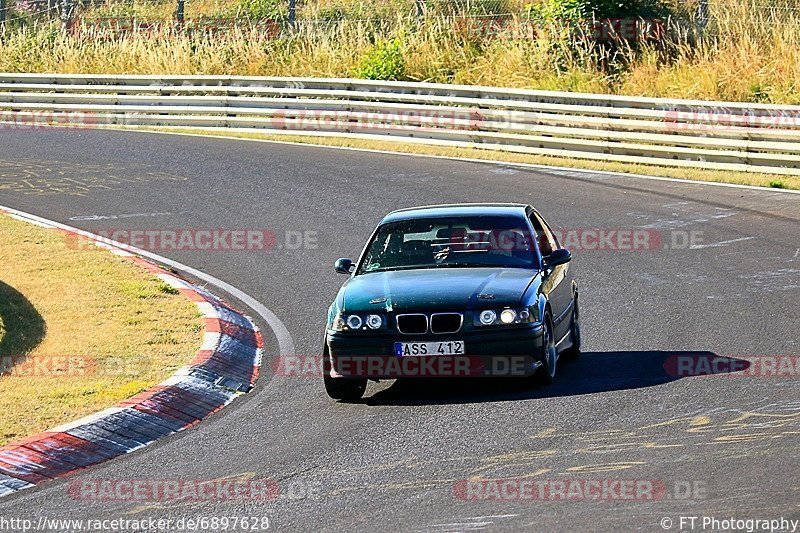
top-left (697, 0), bottom-right (709, 32)
top-left (0, 0), bottom-right (6, 25)
top-left (288, 0), bottom-right (296, 30)
top-left (59, 0), bottom-right (75, 31)
top-left (176, 0), bottom-right (185, 25)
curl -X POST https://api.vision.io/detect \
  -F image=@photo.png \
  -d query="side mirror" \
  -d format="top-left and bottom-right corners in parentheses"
top-left (334, 258), bottom-right (354, 275)
top-left (543, 248), bottom-right (571, 269)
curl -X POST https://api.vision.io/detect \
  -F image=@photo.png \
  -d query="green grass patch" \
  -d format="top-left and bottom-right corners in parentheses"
top-left (0, 214), bottom-right (204, 446)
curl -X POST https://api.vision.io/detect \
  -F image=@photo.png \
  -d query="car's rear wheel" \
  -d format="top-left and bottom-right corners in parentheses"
top-left (562, 296), bottom-right (582, 360)
top-left (535, 314), bottom-right (557, 385)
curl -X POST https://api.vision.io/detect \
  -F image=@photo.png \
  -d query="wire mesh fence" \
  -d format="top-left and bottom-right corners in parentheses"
top-left (2, 0), bottom-right (800, 36)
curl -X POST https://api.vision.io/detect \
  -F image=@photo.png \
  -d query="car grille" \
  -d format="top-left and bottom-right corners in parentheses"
top-left (430, 313), bottom-right (463, 334)
top-left (396, 314), bottom-right (428, 334)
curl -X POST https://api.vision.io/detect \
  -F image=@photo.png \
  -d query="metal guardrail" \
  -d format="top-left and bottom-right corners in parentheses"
top-left (2, 73), bottom-right (800, 175)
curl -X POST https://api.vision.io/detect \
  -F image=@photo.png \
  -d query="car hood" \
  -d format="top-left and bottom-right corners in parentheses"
top-left (340, 268), bottom-right (537, 313)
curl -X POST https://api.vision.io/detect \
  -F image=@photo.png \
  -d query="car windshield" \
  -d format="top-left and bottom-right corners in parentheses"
top-left (356, 215), bottom-right (539, 274)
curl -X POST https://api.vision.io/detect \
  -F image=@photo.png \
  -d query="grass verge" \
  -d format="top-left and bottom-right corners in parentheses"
top-left (2, 1), bottom-right (800, 104)
top-left (0, 213), bottom-right (204, 446)
top-left (141, 127), bottom-right (800, 191)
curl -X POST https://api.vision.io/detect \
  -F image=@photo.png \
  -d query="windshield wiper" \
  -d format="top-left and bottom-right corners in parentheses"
top-left (366, 265), bottom-right (429, 273)
top-left (366, 262), bottom-right (514, 273)
top-left (430, 262), bottom-right (477, 268)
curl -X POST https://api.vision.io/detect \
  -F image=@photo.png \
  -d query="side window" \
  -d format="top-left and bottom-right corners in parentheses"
top-left (528, 211), bottom-right (557, 256)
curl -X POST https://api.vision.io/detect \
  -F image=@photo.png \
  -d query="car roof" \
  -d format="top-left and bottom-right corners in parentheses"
top-left (381, 203), bottom-right (531, 224)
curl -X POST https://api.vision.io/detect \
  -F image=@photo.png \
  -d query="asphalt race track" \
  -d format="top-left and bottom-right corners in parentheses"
top-left (0, 128), bottom-right (798, 532)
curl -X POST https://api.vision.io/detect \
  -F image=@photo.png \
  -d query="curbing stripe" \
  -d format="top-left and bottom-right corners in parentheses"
top-left (22, 436), bottom-right (113, 469)
top-left (63, 428), bottom-right (137, 456)
top-left (0, 448), bottom-right (81, 480)
top-left (0, 475), bottom-right (34, 497)
top-left (0, 459), bottom-right (53, 484)
top-left (0, 475), bottom-right (40, 494)
top-left (0, 210), bottom-right (264, 498)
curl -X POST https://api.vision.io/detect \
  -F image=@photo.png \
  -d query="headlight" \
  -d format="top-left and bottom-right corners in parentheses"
top-left (475, 308), bottom-right (536, 326)
top-left (346, 315), bottom-right (363, 330)
top-left (500, 309), bottom-right (517, 324)
top-left (330, 313), bottom-right (386, 332)
top-left (366, 314), bottom-right (383, 329)
top-left (479, 310), bottom-right (497, 325)
top-left (330, 313), bottom-right (347, 331)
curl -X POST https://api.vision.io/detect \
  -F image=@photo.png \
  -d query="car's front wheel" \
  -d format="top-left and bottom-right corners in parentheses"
top-left (324, 373), bottom-right (367, 401)
top-left (322, 343), bottom-right (367, 401)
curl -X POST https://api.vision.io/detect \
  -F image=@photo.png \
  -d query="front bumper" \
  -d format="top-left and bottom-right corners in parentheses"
top-left (326, 323), bottom-right (545, 379)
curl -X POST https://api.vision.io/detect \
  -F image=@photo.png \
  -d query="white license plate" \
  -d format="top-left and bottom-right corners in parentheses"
top-left (395, 340), bottom-right (465, 357)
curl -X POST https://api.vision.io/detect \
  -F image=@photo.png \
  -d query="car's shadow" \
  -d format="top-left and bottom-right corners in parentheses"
top-left (357, 351), bottom-right (750, 406)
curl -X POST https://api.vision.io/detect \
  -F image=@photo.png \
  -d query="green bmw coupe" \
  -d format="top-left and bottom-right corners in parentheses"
top-left (323, 203), bottom-right (580, 401)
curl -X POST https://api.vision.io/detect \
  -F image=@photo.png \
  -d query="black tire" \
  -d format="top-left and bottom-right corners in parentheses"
top-left (562, 296), bottom-right (582, 360)
top-left (324, 373), bottom-right (367, 401)
top-left (535, 314), bottom-right (557, 385)
top-left (322, 339), bottom-right (367, 401)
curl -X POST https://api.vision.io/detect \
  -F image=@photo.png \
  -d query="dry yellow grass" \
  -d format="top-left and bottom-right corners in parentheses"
top-left (2, 1), bottom-right (800, 103)
top-left (0, 214), bottom-right (204, 446)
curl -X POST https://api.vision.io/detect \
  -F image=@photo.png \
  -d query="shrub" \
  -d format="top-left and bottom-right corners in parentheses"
top-left (528, 0), bottom-right (670, 20)
top-left (224, 0), bottom-right (286, 20)
top-left (526, 0), bottom-right (589, 21)
top-left (311, 0), bottom-right (404, 24)
top-left (355, 38), bottom-right (406, 80)
top-left (436, 0), bottom-right (516, 17)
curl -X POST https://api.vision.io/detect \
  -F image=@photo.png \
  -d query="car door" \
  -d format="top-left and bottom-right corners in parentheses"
top-left (530, 210), bottom-right (574, 342)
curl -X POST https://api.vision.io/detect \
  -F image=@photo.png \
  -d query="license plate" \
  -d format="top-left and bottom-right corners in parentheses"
top-left (395, 340), bottom-right (465, 357)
